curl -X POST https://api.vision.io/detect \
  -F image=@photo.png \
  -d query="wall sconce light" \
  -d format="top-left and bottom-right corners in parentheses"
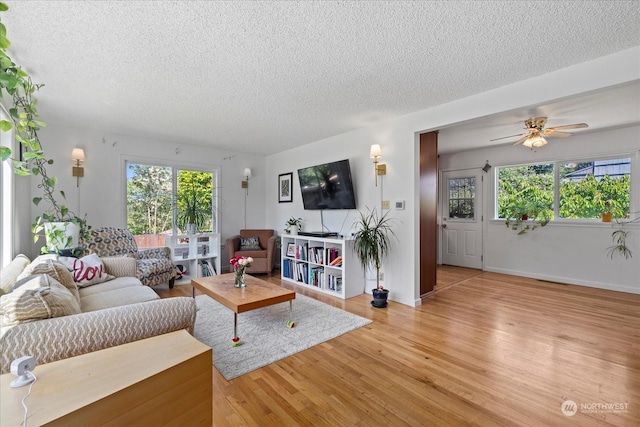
top-left (370, 144), bottom-right (386, 186)
top-left (242, 168), bottom-right (252, 194)
top-left (71, 148), bottom-right (85, 187)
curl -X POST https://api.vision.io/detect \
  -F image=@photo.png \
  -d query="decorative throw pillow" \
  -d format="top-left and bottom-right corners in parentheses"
top-left (17, 256), bottom-right (80, 302)
top-left (0, 254), bottom-right (30, 296)
top-left (0, 274), bottom-right (81, 327)
top-left (59, 253), bottom-right (115, 287)
top-left (239, 236), bottom-right (261, 251)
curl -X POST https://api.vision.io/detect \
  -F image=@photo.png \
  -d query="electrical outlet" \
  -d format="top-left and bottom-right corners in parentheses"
top-left (379, 272), bottom-right (384, 281)
top-left (381, 200), bottom-right (390, 209)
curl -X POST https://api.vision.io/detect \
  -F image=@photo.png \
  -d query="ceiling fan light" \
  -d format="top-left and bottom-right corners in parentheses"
top-left (523, 135), bottom-right (548, 148)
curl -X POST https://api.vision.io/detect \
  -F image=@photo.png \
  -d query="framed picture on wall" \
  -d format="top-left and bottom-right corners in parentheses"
top-left (278, 172), bottom-right (293, 203)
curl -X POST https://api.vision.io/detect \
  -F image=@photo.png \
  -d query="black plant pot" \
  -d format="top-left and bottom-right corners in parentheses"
top-left (371, 288), bottom-right (389, 308)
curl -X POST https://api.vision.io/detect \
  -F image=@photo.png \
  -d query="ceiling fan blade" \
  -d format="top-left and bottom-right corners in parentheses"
top-left (490, 133), bottom-right (525, 142)
top-left (546, 123), bottom-right (588, 131)
top-left (543, 129), bottom-right (573, 137)
top-left (512, 135), bottom-right (529, 146)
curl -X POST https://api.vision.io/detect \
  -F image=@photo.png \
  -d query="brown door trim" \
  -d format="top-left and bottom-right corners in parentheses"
top-left (419, 131), bottom-right (438, 296)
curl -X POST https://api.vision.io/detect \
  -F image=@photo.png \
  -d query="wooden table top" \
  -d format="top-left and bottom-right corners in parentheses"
top-left (191, 273), bottom-right (295, 313)
top-left (0, 331), bottom-right (211, 426)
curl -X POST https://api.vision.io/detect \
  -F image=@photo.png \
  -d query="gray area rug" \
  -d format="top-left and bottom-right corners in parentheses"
top-left (193, 293), bottom-right (371, 380)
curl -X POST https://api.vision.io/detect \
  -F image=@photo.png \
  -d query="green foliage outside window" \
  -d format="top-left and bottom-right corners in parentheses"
top-left (176, 170), bottom-right (214, 232)
top-left (498, 165), bottom-right (554, 221)
top-left (126, 165), bottom-right (214, 235)
top-left (560, 174), bottom-right (630, 219)
top-left (127, 165), bottom-right (172, 235)
top-left (498, 161), bottom-right (631, 223)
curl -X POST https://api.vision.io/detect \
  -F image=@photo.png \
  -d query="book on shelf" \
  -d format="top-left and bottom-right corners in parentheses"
top-left (308, 247), bottom-right (324, 264)
top-left (205, 259), bottom-right (217, 276)
top-left (310, 266), bottom-right (323, 288)
top-left (326, 248), bottom-right (341, 264)
top-left (326, 273), bottom-right (342, 292)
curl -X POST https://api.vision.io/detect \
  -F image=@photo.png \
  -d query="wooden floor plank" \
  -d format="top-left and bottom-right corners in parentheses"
top-left (157, 267), bottom-right (640, 426)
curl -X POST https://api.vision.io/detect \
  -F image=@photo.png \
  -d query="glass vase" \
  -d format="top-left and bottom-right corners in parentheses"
top-left (234, 268), bottom-right (246, 288)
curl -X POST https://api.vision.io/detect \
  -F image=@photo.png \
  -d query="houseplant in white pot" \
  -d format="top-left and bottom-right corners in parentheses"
top-left (0, 3), bottom-right (90, 255)
top-left (352, 208), bottom-right (396, 308)
top-left (284, 217), bottom-right (302, 235)
top-left (177, 189), bottom-right (209, 234)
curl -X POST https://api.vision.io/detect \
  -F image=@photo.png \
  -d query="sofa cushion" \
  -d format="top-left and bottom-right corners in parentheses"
top-left (239, 236), bottom-right (261, 251)
top-left (101, 256), bottom-right (137, 277)
top-left (80, 286), bottom-right (159, 312)
top-left (0, 274), bottom-right (81, 327)
top-left (78, 276), bottom-right (143, 297)
top-left (0, 254), bottom-right (30, 296)
top-left (59, 254), bottom-right (115, 287)
top-left (17, 256), bottom-right (80, 303)
top-left (235, 249), bottom-right (267, 259)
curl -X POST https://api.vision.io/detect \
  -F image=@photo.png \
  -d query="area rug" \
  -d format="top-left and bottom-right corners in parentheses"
top-left (193, 294), bottom-right (371, 380)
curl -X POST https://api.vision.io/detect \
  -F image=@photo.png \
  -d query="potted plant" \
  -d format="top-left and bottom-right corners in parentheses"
top-left (352, 208), bottom-right (396, 308)
top-left (284, 217), bottom-right (302, 234)
top-left (503, 201), bottom-right (551, 235)
top-left (0, 4), bottom-right (90, 255)
top-left (607, 212), bottom-right (640, 259)
top-left (601, 200), bottom-right (612, 222)
top-left (176, 189), bottom-right (209, 234)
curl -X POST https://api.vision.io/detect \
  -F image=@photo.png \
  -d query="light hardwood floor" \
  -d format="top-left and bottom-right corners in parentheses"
top-left (157, 268), bottom-right (639, 426)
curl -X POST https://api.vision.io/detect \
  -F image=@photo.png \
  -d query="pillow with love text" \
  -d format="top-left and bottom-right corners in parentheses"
top-left (59, 254), bottom-right (115, 287)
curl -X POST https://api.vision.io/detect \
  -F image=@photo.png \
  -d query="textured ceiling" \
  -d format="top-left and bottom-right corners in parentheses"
top-left (3, 1), bottom-right (639, 154)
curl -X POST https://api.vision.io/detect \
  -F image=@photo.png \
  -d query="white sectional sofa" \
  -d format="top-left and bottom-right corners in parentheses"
top-left (0, 254), bottom-right (196, 373)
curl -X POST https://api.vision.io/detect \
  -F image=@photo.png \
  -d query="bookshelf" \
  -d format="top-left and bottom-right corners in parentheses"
top-left (280, 235), bottom-right (364, 299)
top-left (165, 233), bottom-right (220, 281)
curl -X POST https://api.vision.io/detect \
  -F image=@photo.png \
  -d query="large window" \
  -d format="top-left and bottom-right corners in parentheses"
top-left (126, 162), bottom-right (217, 247)
top-left (559, 159), bottom-right (630, 218)
top-left (497, 163), bottom-right (554, 220)
top-left (497, 157), bottom-right (631, 220)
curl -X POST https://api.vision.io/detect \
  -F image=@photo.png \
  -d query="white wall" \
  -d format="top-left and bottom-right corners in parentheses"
top-left (440, 125), bottom-right (640, 294)
top-left (11, 47), bottom-right (639, 302)
top-left (22, 125), bottom-right (267, 263)
top-left (265, 47), bottom-right (640, 306)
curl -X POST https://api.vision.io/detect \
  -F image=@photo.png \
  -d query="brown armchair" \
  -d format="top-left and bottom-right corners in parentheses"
top-left (226, 229), bottom-right (276, 274)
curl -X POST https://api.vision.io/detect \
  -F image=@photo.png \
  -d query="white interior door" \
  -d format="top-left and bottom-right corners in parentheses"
top-left (441, 170), bottom-right (483, 269)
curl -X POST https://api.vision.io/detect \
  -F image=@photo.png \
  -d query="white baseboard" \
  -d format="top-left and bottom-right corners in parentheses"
top-left (484, 267), bottom-right (640, 295)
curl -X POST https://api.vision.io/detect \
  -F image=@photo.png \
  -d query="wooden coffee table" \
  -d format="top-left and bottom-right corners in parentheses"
top-left (191, 273), bottom-right (296, 346)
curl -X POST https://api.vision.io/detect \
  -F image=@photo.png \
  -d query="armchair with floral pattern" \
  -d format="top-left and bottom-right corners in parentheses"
top-left (85, 227), bottom-right (176, 288)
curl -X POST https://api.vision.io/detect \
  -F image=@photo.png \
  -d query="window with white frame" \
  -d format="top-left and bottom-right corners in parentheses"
top-left (497, 157), bottom-right (632, 220)
top-left (125, 161), bottom-right (218, 247)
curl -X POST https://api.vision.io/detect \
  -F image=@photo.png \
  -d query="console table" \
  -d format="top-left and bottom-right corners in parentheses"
top-left (0, 330), bottom-right (212, 426)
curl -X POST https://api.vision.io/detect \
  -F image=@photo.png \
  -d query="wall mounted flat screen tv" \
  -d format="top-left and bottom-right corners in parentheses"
top-left (297, 159), bottom-right (357, 210)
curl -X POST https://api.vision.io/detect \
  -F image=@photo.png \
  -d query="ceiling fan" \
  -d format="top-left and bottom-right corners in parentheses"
top-left (491, 117), bottom-right (588, 148)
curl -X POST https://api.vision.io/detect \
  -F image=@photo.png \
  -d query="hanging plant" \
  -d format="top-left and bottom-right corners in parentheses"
top-left (503, 201), bottom-right (551, 235)
top-left (606, 213), bottom-right (640, 259)
top-left (0, 2), bottom-right (90, 253)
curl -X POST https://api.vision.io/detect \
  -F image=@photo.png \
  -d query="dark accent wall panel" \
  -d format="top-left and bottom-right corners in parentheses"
top-left (419, 131), bottom-right (438, 295)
